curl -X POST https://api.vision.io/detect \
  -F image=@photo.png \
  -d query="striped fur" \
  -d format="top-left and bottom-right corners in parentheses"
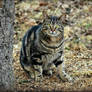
top-left (20, 16), bottom-right (72, 82)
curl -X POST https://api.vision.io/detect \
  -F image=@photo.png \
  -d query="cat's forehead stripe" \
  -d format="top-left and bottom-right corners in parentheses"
top-left (49, 16), bottom-right (58, 22)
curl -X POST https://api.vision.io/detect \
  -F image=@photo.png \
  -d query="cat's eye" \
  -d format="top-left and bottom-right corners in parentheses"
top-left (56, 25), bottom-right (60, 28)
top-left (48, 24), bottom-right (51, 26)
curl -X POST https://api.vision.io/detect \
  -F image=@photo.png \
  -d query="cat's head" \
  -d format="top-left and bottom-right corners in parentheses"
top-left (41, 15), bottom-right (64, 37)
top-left (39, 15), bottom-right (64, 49)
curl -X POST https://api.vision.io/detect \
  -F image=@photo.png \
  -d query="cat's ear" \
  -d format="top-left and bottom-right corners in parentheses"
top-left (59, 14), bottom-right (70, 26)
top-left (59, 13), bottom-right (66, 23)
top-left (42, 10), bottom-right (49, 19)
top-left (42, 10), bottom-right (50, 23)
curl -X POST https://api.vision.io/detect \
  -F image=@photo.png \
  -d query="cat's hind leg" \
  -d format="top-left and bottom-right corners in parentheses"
top-left (56, 56), bottom-right (73, 82)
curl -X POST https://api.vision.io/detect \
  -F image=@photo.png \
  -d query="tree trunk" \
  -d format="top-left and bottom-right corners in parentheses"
top-left (0, 0), bottom-right (15, 91)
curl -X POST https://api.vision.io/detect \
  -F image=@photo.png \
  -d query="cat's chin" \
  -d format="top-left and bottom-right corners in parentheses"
top-left (40, 39), bottom-right (63, 49)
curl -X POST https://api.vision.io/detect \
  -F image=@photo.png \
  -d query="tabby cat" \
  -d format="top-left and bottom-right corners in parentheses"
top-left (20, 15), bottom-right (72, 82)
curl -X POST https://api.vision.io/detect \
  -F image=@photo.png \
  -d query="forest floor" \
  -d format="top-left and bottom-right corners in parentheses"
top-left (13, 0), bottom-right (92, 91)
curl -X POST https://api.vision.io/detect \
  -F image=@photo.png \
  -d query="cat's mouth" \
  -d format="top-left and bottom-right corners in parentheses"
top-left (40, 33), bottom-right (63, 49)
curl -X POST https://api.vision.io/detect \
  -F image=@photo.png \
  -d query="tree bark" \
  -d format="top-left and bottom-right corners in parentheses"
top-left (0, 0), bottom-right (15, 91)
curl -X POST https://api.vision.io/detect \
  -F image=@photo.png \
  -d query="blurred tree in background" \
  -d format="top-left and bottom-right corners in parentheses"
top-left (0, 0), bottom-right (15, 91)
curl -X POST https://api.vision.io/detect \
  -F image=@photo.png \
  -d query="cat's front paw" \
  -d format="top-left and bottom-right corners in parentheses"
top-left (34, 74), bottom-right (43, 82)
top-left (43, 70), bottom-right (53, 76)
top-left (33, 65), bottom-right (43, 81)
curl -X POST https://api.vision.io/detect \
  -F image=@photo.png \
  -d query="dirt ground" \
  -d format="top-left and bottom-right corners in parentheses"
top-left (13, 0), bottom-right (92, 91)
